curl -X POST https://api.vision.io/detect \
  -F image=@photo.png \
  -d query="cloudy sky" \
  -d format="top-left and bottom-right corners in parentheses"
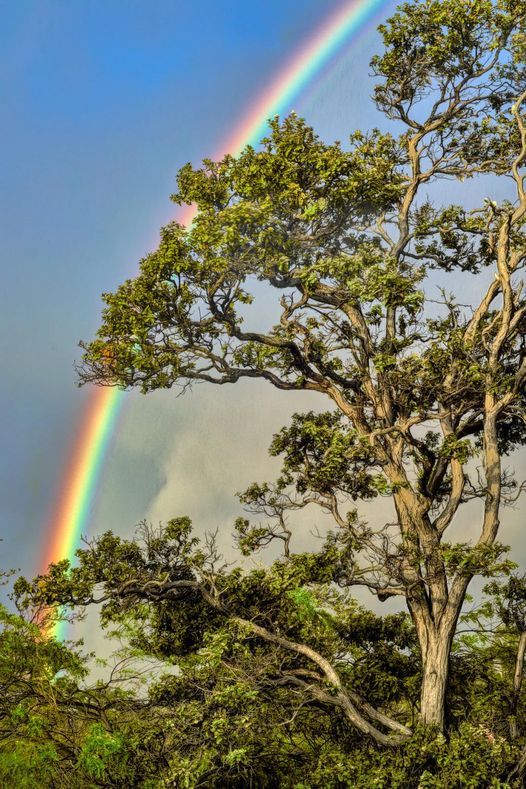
top-left (2, 0), bottom-right (524, 636)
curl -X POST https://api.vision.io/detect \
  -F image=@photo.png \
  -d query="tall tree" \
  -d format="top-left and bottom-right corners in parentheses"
top-left (71, 0), bottom-right (526, 734)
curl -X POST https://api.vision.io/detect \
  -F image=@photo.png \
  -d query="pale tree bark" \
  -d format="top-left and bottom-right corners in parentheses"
top-left (419, 634), bottom-right (452, 730)
top-left (510, 631), bottom-right (526, 740)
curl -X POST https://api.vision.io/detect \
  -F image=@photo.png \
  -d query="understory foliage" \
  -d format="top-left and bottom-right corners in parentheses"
top-left (7, 0), bottom-right (526, 784)
top-left (6, 538), bottom-right (526, 787)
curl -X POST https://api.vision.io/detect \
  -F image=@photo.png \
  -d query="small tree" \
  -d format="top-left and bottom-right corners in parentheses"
top-left (0, 602), bottom-right (166, 786)
top-left (487, 573), bottom-right (526, 740)
top-left (73, 0), bottom-right (526, 736)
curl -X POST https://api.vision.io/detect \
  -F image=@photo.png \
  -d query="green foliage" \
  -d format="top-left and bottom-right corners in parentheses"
top-left (440, 542), bottom-right (516, 578)
top-left (77, 724), bottom-right (123, 779)
top-left (417, 724), bottom-right (513, 788)
top-left (0, 602), bottom-right (174, 787)
top-left (13, 517), bottom-right (526, 786)
top-left (488, 574), bottom-right (526, 631)
top-left (268, 411), bottom-right (382, 499)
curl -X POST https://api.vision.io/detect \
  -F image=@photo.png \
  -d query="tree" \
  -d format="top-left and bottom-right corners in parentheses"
top-left (57, 0), bottom-right (526, 739)
top-left (486, 573), bottom-right (526, 742)
top-left (0, 602), bottom-right (171, 787)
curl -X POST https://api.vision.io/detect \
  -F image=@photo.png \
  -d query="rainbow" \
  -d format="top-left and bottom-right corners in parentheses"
top-left (44, 0), bottom-right (391, 639)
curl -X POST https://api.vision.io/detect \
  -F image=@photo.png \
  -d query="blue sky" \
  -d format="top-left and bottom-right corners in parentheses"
top-left (1, 0), bottom-right (399, 578)
top-left (4, 0), bottom-right (523, 614)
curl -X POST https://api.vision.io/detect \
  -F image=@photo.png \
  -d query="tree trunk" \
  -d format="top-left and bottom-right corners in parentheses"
top-left (419, 627), bottom-right (454, 730)
top-left (510, 631), bottom-right (526, 739)
top-left (420, 634), bottom-right (449, 731)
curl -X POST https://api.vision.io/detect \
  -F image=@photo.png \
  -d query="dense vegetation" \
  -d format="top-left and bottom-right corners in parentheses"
top-left (5, 0), bottom-right (526, 784)
top-left (5, 566), bottom-right (526, 786)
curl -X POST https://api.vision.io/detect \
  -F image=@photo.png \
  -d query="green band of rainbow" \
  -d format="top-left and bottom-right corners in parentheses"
top-left (44, 0), bottom-right (391, 640)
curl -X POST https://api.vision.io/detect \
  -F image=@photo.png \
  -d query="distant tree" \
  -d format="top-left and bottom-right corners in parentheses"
top-left (35, 0), bottom-right (526, 757)
top-left (485, 573), bottom-right (526, 744)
